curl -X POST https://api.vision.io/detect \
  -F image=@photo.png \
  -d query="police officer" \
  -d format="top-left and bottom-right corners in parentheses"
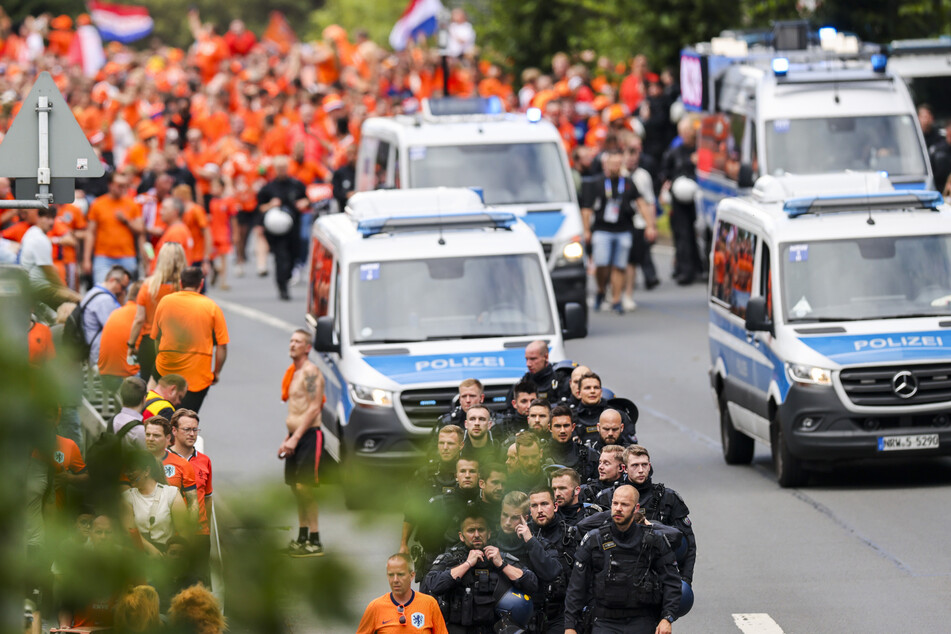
top-left (573, 373), bottom-right (611, 446)
top-left (438, 378), bottom-right (490, 429)
top-left (580, 445), bottom-right (626, 503)
top-left (550, 468), bottom-right (604, 527)
top-left (462, 406), bottom-right (501, 467)
top-left (624, 445), bottom-right (696, 587)
top-left (527, 486), bottom-right (578, 633)
top-left (497, 381), bottom-right (537, 440)
top-left (423, 511), bottom-right (539, 634)
top-left (565, 485), bottom-right (680, 634)
top-left (505, 340), bottom-right (563, 404)
top-left (588, 409), bottom-right (634, 453)
top-left (506, 431), bottom-right (550, 494)
top-left (405, 457), bottom-right (484, 582)
top-left (547, 406), bottom-right (599, 483)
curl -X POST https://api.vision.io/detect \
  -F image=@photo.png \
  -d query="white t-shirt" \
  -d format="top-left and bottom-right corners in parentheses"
top-left (123, 483), bottom-right (179, 546)
top-left (19, 225), bottom-right (54, 287)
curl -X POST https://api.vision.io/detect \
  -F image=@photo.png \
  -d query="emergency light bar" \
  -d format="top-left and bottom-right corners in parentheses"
top-left (783, 191), bottom-right (944, 218)
top-left (357, 211), bottom-right (517, 237)
top-left (424, 97), bottom-right (504, 117)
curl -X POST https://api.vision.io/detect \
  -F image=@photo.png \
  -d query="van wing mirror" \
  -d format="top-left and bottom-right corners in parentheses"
top-left (314, 316), bottom-right (340, 353)
top-left (738, 163), bottom-right (755, 189)
top-left (744, 297), bottom-right (773, 334)
top-left (562, 302), bottom-right (587, 340)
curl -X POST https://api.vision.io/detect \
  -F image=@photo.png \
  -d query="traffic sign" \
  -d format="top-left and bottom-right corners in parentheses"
top-left (0, 71), bottom-right (104, 179)
top-left (15, 178), bottom-right (75, 205)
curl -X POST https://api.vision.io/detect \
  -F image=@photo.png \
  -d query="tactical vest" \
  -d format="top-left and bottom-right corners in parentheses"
top-left (440, 548), bottom-right (512, 626)
top-left (591, 524), bottom-right (663, 619)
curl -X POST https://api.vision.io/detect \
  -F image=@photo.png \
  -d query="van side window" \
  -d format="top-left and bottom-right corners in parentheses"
top-left (309, 239), bottom-right (334, 318)
top-left (698, 113), bottom-right (757, 182)
top-left (375, 141), bottom-right (391, 189)
top-left (711, 220), bottom-right (757, 318)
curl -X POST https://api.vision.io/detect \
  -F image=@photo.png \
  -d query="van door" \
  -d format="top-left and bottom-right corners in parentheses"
top-left (697, 112), bottom-right (758, 247)
top-left (356, 136), bottom-right (379, 192)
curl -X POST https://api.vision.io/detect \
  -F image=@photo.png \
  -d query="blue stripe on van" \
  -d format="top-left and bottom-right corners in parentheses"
top-left (797, 331), bottom-right (951, 365)
top-left (709, 309), bottom-right (791, 402)
top-left (520, 211), bottom-right (565, 240)
top-left (363, 349), bottom-right (527, 385)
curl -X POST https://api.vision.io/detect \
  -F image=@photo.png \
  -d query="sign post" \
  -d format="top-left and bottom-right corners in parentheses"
top-left (0, 71), bottom-right (104, 209)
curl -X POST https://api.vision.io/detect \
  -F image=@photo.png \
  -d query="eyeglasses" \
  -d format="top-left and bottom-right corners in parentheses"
top-left (178, 427), bottom-right (200, 434)
top-left (397, 604), bottom-right (406, 625)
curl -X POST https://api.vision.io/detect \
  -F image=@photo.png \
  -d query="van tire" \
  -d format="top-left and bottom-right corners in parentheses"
top-left (720, 397), bottom-right (754, 465)
top-left (771, 414), bottom-right (807, 488)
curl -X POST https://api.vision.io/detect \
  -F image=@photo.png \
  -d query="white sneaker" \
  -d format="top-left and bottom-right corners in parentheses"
top-left (290, 266), bottom-right (302, 286)
top-left (622, 295), bottom-right (637, 312)
top-left (235, 263), bottom-right (245, 278)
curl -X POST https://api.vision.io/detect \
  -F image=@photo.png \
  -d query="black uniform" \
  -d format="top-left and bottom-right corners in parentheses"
top-left (635, 478), bottom-right (696, 584)
top-left (461, 434), bottom-right (501, 467)
top-left (530, 513), bottom-right (579, 633)
top-left (423, 543), bottom-right (539, 634)
top-left (661, 141), bottom-right (704, 285)
top-left (331, 161), bottom-right (355, 213)
top-left (506, 363), bottom-right (561, 404)
top-left (257, 175), bottom-right (307, 298)
top-left (559, 501), bottom-right (604, 527)
top-left (505, 468), bottom-right (550, 495)
top-left (548, 439), bottom-right (599, 483)
top-left (495, 529), bottom-right (563, 630)
top-left (579, 477), bottom-right (623, 503)
top-left (414, 459), bottom-right (460, 499)
top-left (410, 486), bottom-right (484, 582)
top-left (564, 520), bottom-right (681, 634)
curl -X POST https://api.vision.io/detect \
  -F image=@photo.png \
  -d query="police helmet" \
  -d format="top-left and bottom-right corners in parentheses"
top-left (263, 206), bottom-right (294, 235)
top-left (671, 176), bottom-right (699, 204)
top-left (496, 590), bottom-right (533, 628)
top-left (677, 580), bottom-right (694, 617)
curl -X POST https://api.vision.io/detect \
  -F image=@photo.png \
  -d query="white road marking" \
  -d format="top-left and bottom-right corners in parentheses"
top-left (216, 298), bottom-right (299, 334)
top-left (733, 613), bottom-right (785, 633)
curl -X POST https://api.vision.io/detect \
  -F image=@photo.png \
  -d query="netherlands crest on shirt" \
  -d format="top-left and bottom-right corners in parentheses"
top-left (410, 612), bottom-right (425, 629)
top-left (164, 464), bottom-right (176, 479)
top-left (54, 451), bottom-right (65, 464)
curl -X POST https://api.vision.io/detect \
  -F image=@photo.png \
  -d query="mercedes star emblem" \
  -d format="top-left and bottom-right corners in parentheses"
top-left (891, 370), bottom-right (918, 399)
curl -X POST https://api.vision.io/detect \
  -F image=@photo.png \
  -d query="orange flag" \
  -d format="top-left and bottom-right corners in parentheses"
top-left (263, 11), bottom-right (296, 55)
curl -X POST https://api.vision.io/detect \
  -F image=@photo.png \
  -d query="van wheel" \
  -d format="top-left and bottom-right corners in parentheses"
top-left (720, 397), bottom-right (754, 465)
top-left (771, 414), bottom-right (807, 488)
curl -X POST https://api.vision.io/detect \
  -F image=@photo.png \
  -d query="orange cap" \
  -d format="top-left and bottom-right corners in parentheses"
top-left (240, 127), bottom-right (261, 145)
top-left (606, 104), bottom-right (626, 123)
top-left (52, 15), bottom-right (73, 30)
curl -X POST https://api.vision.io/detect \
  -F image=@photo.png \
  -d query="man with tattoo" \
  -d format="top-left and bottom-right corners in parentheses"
top-left (280, 329), bottom-right (326, 557)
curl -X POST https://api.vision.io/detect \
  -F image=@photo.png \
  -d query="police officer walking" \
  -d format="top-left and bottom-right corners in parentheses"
top-left (565, 485), bottom-right (680, 634)
top-left (423, 511), bottom-right (538, 634)
top-left (527, 486), bottom-right (578, 633)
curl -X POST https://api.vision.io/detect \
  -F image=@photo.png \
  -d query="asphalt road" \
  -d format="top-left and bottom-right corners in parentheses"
top-left (200, 248), bottom-right (951, 633)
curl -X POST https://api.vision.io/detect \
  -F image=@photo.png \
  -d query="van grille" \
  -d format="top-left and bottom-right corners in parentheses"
top-left (839, 364), bottom-right (951, 406)
top-left (542, 242), bottom-right (553, 260)
top-left (399, 385), bottom-right (512, 428)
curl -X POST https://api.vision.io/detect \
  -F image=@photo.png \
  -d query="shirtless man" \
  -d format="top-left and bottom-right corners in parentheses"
top-left (279, 329), bottom-right (326, 557)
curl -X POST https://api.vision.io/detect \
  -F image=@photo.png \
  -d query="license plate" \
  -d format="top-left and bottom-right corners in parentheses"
top-left (877, 434), bottom-right (939, 451)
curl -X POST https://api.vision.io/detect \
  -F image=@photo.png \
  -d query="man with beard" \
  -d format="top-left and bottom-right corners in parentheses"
top-left (527, 486), bottom-right (577, 633)
top-left (588, 409), bottom-right (633, 453)
top-left (257, 155), bottom-right (308, 300)
top-left (462, 406), bottom-right (500, 467)
top-left (565, 485), bottom-right (680, 634)
top-left (550, 468), bottom-right (603, 526)
top-left (506, 431), bottom-right (549, 494)
top-left (478, 463), bottom-right (508, 533)
top-left (547, 406), bottom-right (599, 483)
top-left (423, 512), bottom-right (538, 634)
top-left (497, 381), bottom-right (536, 440)
top-left (624, 445), bottom-right (696, 587)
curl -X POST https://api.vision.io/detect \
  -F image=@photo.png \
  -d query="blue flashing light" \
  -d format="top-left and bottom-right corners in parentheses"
top-left (871, 53), bottom-right (888, 73)
top-left (783, 191), bottom-right (944, 218)
top-left (357, 211), bottom-right (518, 236)
top-left (486, 95), bottom-right (502, 114)
top-left (818, 26), bottom-right (837, 40)
top-left (771, 57), bottom-right (790, 77)
top-left (526, 107), bottom-right (542, 123)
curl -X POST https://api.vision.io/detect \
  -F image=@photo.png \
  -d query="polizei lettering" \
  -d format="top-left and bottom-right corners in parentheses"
top-left (853, 336), bottom-right (944, 351)
top-left (415, 356), bottom-right (506, 372)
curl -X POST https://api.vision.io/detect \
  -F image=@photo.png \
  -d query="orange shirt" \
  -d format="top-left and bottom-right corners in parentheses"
top-left (152, 221), bottom-right (194, 273)
top-left (28, 321), bottom-right (56, 366)
top-left (56, 203), bottom-right (87, 265)
top-left (208, 196), bottom-right (237, 250)
top-left (183, 203), bottom-right (209, 263)
top-left (98, 301), bottom-right (140, 377)
top-left (161, 449), bottom-right (197, 498)
top-left (356, 592), bottom-right (447, 634)
top-left (172, 448), bottom-right (213, 535)
top-left (136, 281), bottom-right (176, 337)
top-left (151, 290), bottom-right (229, 391)
top-left (87, 194), bottom-right (142, 258)
top-left (52, 435), bottom-right (86, 509)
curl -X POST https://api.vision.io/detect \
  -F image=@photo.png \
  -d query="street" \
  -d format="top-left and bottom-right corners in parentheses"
top-left (200, 247), bottom-right (951, 633)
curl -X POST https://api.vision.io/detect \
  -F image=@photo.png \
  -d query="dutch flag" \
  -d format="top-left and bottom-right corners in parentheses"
top-left (389, 0), bottom-right (444, 52)
top-left (88, 1), bottom-right (154, 44)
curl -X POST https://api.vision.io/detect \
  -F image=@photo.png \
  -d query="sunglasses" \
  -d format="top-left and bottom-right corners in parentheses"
top-left (397, 604), bottom-right (406, 625)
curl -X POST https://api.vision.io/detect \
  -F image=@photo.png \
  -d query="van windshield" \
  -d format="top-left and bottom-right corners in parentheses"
top-left (765, 115), bottom-right (927, 178)
top-left (349, 254), bottom-right (554, 343)
top-left (407, 143), bottom-right (572, 205)
top-left (781, 235), bottom-right (951, 322)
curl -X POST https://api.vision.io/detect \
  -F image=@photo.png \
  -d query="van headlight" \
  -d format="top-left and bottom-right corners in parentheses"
top-left (562, 240), bottom-right (584, 261)
top-left (786, 363), bottom-right (833, 386)
top-left (349, 384), bottom-right (394, 407)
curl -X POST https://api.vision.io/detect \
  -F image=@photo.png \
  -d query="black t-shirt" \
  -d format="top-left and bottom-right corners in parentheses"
top-left (257, 176), bottom-right (308, 218)
top-left (581, 175), bottom-right (642, 233)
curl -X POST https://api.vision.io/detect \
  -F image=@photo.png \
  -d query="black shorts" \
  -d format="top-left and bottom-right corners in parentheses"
top-left (284, 427), bottom-right (322, 487)
top-left (236, 210), bottom-right (262, 227)
top-left (629, 227), bottom-right (648, 266)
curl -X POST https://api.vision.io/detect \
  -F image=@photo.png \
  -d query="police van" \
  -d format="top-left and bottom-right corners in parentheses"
top-left (681, 21), bottom-right (934, 248)
top-left (306, 187), bottom-right (584, 473)
top-left (708, 172), bottom-right (951, 486)
top-left (356, 97), bottom-right (587, 332)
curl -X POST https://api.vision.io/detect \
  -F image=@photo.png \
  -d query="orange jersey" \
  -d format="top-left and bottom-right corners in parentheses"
top-left (152, 222), bottom-right (194, 274)
top-left (56, 203), bottom-right (87, 265)
top-left (161, 449), bottom-right (197, 498)
top-left (208, 196), bottom-right (237, 252)
top-left (87, 194), bottom-right (142, 258)
top-left (151, 290), bottom-right (229, 391)
top-left (356, 592), bottom-right (447, 634)
top-left (98, 301), bottom-right (140, 377)
top-left (52, 435), bottom-right (86, 508)
top-left (136, 281), bottom-right (175, 340)
top-left (183, 203), bottom-right (209, 263)
top-left (172, 448), bottom-right (213, 535)
top-left (28, 321), bottom-right (56, 366)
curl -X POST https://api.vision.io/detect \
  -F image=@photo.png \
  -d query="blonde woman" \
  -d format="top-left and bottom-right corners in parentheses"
top-left (128, 242), bottom-right (186, 382)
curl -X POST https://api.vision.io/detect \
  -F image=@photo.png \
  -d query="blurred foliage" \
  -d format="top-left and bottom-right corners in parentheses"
top-left (305, 0), bottom-right (406, 49)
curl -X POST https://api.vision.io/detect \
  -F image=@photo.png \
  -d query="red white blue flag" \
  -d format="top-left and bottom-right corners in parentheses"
top-left (389, 0), bottom-right (444, 51)
top-left (88, 1), bottom-right (154, 44)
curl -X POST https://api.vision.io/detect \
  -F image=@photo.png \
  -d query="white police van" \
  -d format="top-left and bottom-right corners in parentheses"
top-left (681, 22), bottom-right (934, 248)
top-left (708, 172), bottom-right (951, 486)
top-left (356, 97), bottom-right (587, 332)
top-left (306, 187), bottom-right (584, 472)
